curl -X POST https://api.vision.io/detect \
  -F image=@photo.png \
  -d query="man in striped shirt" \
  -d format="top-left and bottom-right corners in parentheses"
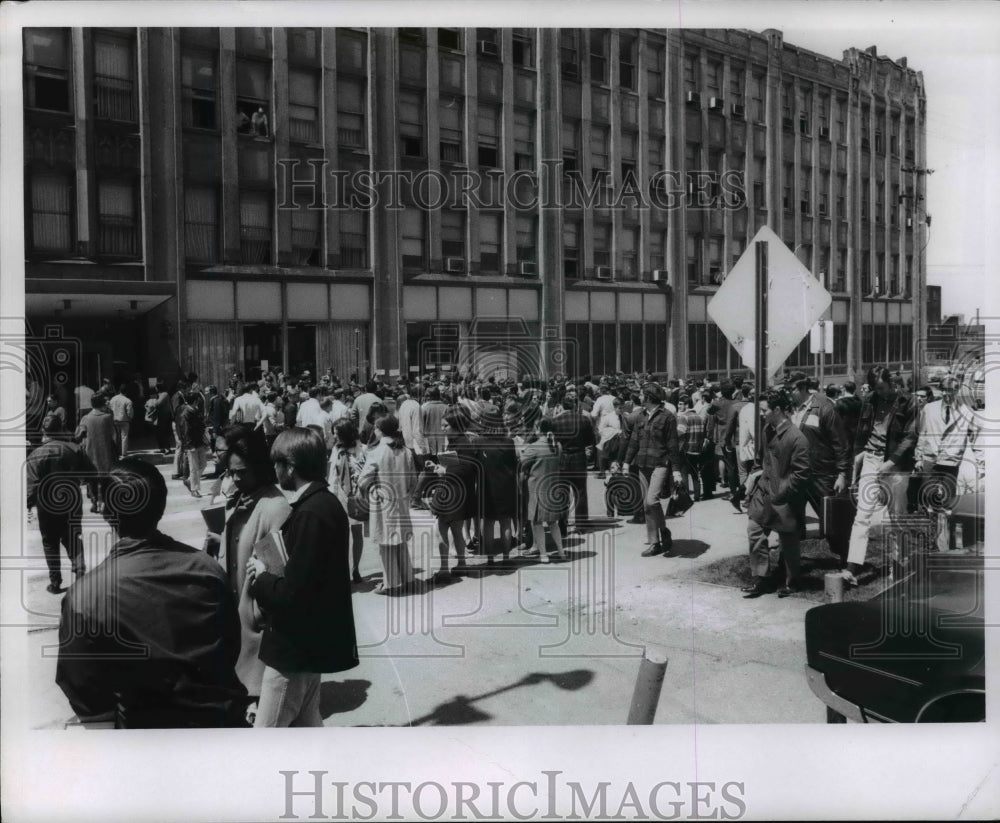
top-left (675, 394), bottom-right (705, 500)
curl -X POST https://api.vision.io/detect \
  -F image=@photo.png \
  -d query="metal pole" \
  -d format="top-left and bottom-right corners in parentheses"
top-left (754, 240), bottom-right (768, 463)
top-left (626, 647), bottom-right (669, 725)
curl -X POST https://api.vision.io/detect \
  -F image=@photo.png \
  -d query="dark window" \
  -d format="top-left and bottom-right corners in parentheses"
top-left (236, 60), bottom-right (271, 137)
top-left (181, 51), bottom-right (217, 130)
top-left (337, 77), bottom-right (366, 149)
top-left (29, 171), bottom-right (74, 254)
top-left (24, 28), bottom-right (71, 112)
top-left (239, 190), bottom-right (272, 264)
top-left (438, 28), bottom-right (461, 51)
top-left (288, 28), bottom-right (320, 64)
top-left (93, 34), bottom-right (136, 122)
top-left (289, 70), bottom-right (320, 144)
top-left (97, 178), bottom-right (139, 257)
top-left (184, 185), bottom-right (218, 263)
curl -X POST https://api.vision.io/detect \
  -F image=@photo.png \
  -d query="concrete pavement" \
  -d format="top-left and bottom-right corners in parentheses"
top-left (20, 457), bottom-right (824, 727)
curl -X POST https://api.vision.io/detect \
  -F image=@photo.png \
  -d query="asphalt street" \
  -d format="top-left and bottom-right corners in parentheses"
top-left (20, 453), bottom-right (824, 728)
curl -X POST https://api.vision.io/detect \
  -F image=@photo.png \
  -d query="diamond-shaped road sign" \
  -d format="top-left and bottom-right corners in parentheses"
top-left (707, 225), bottom-right (831, 377)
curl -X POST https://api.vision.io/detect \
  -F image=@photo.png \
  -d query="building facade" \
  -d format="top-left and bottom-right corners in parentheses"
top-left (23, 26), bottom-right (928, 390)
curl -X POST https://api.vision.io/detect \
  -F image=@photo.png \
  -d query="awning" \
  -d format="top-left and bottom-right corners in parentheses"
top-left (25, 279), bottom-right (176, 318)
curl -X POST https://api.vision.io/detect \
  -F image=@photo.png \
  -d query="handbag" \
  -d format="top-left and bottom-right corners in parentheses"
top-left (821, 493), bottom-right (857, 540)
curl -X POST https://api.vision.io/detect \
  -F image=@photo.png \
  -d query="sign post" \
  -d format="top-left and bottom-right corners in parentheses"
top-left (754, 240), bottom-right (768, 464)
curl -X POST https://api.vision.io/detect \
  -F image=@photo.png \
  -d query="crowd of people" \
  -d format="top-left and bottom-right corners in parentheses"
top-left (27, 361), bottom-right (984, 728)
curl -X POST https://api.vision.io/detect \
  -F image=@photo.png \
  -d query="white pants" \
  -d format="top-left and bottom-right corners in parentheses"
top-left (846, 452), bottom-right (910, 566)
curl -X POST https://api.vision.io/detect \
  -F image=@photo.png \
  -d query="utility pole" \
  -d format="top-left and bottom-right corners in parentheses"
top-left (901, 165), bottom-right (933, 384)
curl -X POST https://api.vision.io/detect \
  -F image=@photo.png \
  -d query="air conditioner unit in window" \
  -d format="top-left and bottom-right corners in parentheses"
top-left (819, 126), bottom-right (830, 139)
top-left (596, 266), bottom-right (612, 280)
top-left (730, 102), bottom-right (745, 119)
top-left (709, 96), bottom-right (725, 111)
top-left (562, 62), bottom-right (580, 78)
top-left (445, 257), bottom-right (465, 273)
top-left (652, 269), bottom-right (672, 288)
top-left (518, 261), bottom-right (537, 276)
top-left (686, 91), bottom-right (701, 106)
top-left (477, 40), bottom-right (499, 57)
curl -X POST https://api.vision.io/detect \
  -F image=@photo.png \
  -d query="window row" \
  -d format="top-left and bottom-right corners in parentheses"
top-left (565, 322), bottom-right (668, 377)
top-left (861, 324), bottom-right (914, 367)
top-left (26, 170), bottom-right (141, 259)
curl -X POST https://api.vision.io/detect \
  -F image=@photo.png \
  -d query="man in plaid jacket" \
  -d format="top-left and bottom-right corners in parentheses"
top-left (623, 385), bottom-right (684, 557)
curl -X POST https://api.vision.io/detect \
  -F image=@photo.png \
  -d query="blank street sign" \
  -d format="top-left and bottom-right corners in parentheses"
top-left (707, 225), bottom-right (831, 377)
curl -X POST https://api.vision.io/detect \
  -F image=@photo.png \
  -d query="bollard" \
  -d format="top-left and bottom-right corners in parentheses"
top-left (824, 572), bottom-right (845, 604)
top-left (626, 647), bottom-right (669, 725)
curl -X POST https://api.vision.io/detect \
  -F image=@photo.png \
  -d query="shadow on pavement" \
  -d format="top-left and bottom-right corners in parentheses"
top-left (670, 539), bottom-right (710, 559)
top-left (407, 669), bottom-right (595, 726)
top-left (320, 679), bottom-right (372, 718)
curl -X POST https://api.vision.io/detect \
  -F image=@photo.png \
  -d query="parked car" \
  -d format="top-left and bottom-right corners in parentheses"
top-left (805, 547), bottom-right (984, 723)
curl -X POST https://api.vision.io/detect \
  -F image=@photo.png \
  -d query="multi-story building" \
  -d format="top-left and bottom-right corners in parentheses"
top-left (23, 27), bottom-right (927, 390)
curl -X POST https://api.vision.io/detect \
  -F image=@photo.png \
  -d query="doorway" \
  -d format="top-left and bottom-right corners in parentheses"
top-left (287, 323), bottom-right (317, 379)
top-left (242, 323), bottom-right (282, 380)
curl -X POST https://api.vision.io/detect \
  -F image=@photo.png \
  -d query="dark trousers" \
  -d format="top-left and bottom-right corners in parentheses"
top-left (700, 445), bottom-right (718, 495)
top-left (558, 451), bottom-right (589, 535)
top-left (681, 453), bottom-right (703, 499)
top-left (721, 446), bottom-right (739, 495)
top-left (38, 508), bottom-right (85, 586)
top-left (155, 421), bottom-right (172, 452)
top-left (803, 472), bottom-right (849, 562)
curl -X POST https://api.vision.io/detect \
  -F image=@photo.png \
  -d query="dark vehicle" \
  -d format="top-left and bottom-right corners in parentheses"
top-left (805, 545), bottom-right (985, 723)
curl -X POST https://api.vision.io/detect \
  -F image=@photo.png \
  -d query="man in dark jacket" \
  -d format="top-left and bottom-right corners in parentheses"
top-left (26, 415), bottom-right (96, 593)
top-left (551, 395), bottom-right (597, 535)
top-left (709, 381), bottom-right (745, 511)
top-left (842, 367), bottom-right (918, 584)
top-left (247, 427), bottom-right (358, 727)
top-left (788, 372), bottom-right (852, 562)
top-left (742, 389), bottom-right (811, 598)
top-left (56, 458), bottom-right (248, 727)
top-left (622, 385), bottom-right (684, 556)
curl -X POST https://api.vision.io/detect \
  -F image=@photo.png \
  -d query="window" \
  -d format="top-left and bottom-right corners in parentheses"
top-left (239, 190), bottom-right (272, 264)
top-left (97, 179), bottom-right (138, 257)
top-left (441, 210), bottom-right (465, 260)
top-left (289, 70), bottom-right (320, 143)
top-left (620, 226), bottom-right (638, 280)
top-left (619, 34), bottom-right (636, 90)
top-left (833, 250), bottom-right (847, 292)
top-left (707, 237), bottom-right (723, 283)
top-left (337, 30), bottom-right (367, 73)
top-left (337, 77), bottom-right (366, 149)
top-left (292, 202), bottom-right (322, 266)
top-left (184, 185), bottom-right (218, 262)
top-left (288, 28), bottom-right (320, 64)
top-left (181, 51), bottom-right (216, 129)
top-left (645, 43), bottom-right (664, 98)
top-left (479, 213), bottom-right (501, 273)
top-left (593, 222), bottom-right (611, 270)
top-left (399, 29), bottom-right (425, 46)
top-left (516, 215), bottom-right (536, 263)
top-left (621, 131), bottom-right (637, 180)
top-left (560, 30), bottom-right (579, 77)
top-left (589, 30), bottom-right (608, 84)
top-left (512, 29), bottom-right (534, 68)
top-left (686, 235), bottom-right (701, 283)
top-left (861, 255), bottom-right (871, 294)
top-left (398, 208), bottom-right (426, 270)
top-left (649, 230), bottom-right (665, 273)
top-left (751, 73), bottom-right (765, 123)
top-left (93, 34), bottom-right (136, 121)
top-left (399, 91), bottom-right (424, 158)
top-left (29, 172), bottom-right (73, 254)
top-left (439, 97), bottom-right (464, 164)
top-left (236, 28), bottom-right (271, 55)
top-left (729, 66), bottom-right (744, 105)
top-left (514, 110), bottom-right (534, 171)
top-left (590, 125), bottom-right (609, 183)
top-left (236, 60), bottom-right (270, 137)
top-left (24, 28), bottom-right (71, 112)
top-left (438, 28), bottom-right (461, 51)
top-left (562, 119), bottom-right (579, 173)
top-left (475, 28), bottom-right (499, 60)
top-left (563, 221), bottom-right (580, 278)
top-left (478, 106), bottom-right (500, 168)
top-left (683, 53), bottom-right (697, 92)
top-left (440, 55), bottom-right (464, 91)
top-left (706, 58), bottom-right (722, 96)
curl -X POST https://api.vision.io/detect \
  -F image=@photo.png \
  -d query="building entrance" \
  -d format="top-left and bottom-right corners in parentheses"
top-left (287, 324), bottom-right (316, 379)
top-left (242, 323), bottom-right (282, 380)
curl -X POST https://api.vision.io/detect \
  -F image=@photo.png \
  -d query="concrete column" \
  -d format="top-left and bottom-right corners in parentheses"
top-left (664, 31), bottom-right (685, 377)
top-left (72, 29), bottom-right (94, 258)
top-left (273, 28), bottom-right (293, 267)
top-left (537, 28), bottom-right (564, 378)
top-left (371, 28), bottom-right (404, 376)
top-left (321, 28), bottom-right (339, 268)
top-left (846, 68), bottom-right (862, 378)
top-left (219, 29), bottom-right (240, 264)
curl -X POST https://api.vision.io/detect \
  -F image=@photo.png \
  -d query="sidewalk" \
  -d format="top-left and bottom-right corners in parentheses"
top-left (20, 469), bottom-right (822, 728)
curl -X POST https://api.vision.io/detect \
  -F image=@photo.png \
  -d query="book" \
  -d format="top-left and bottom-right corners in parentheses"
top-left (252, 530), bottom-right (288, 575)
top-left (199, 504), bottom-right (226, 535)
